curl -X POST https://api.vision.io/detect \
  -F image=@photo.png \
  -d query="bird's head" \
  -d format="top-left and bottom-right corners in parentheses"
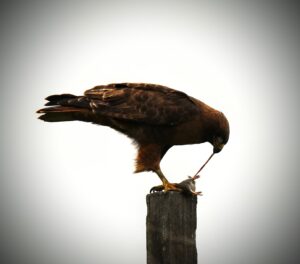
top-left (193, 112), bottom-right (230, 176)
top-left (212, 136), bottom-right (225, 153)
top-left (211, 112), bottom-right (230, 154)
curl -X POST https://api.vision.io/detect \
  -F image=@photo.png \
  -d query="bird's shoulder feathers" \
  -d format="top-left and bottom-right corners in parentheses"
top-left (83, 83), bottom-right (200, 125)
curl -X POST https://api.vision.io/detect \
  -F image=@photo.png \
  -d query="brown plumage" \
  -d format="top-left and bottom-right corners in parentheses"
top-left (37, 83), bottom-right (230, 194)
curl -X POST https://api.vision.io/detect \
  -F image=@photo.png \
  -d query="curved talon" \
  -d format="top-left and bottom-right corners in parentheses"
top-left (150, 185), bottom-right (164, 193)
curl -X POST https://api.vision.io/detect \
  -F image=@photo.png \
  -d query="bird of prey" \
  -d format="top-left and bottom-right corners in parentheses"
top-left (37, 83), bottom-right (229, 194)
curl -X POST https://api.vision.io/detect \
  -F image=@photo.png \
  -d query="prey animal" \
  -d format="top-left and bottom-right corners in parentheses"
top-left (37, 83), bottom-right (230, 195)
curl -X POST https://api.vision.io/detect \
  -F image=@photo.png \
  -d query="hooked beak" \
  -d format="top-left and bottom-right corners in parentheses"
top-left (213, 143), bottom-right (224, 153)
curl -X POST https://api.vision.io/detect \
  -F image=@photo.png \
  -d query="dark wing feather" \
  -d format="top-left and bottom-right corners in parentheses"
top-left (83, 83), bottom-right (199, 125)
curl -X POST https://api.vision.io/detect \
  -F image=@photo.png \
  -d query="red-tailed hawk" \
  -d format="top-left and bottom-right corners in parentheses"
top-left (37, 83), bottom-right (229, 195)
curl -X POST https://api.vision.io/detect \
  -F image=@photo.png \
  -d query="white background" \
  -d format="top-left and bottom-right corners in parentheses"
top-left (1, 1), bottom-right (299, 263)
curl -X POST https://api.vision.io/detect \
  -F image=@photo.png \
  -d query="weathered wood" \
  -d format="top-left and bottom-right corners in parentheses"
top-left (146, 192), bottom-right (197, 264)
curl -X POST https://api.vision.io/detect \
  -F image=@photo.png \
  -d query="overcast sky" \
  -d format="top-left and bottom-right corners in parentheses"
top-left (1, 1), bottom-right (299, 263)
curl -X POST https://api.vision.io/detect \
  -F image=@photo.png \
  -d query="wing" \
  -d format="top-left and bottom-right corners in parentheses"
top-left (82, 83), bottom-right (199, 125)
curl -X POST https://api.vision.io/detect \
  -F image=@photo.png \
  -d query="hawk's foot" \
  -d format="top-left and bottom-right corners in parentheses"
top-left (150, 182), bottom-right (181, 193)
top-left (150, 176), bottom-right (202, 196)
top-left (149, 183), bottom-right (202, 196)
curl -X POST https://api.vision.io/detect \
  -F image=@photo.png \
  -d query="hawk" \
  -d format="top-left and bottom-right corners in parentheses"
top-left (37, 83), bottom-right (229, 194)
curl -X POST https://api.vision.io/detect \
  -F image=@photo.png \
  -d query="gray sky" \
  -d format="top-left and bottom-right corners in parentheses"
top-left (1, 1), bottom-right (299, 263)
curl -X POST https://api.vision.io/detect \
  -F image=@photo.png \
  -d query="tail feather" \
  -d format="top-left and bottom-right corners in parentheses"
top-left (44, 94), bottom-right (77, 106)
top-left (36, 93), bottom-right (91, 121)
top-left (37, 106), bottom-right (89, 122)
top-left (45, 93), bottom-right (76, 101)
top-left (37, 93), bottom-right (98, 123)
top-left (38, 112), bottom-right (78, 122)
top-left (36, 106), bottom-right (82, 114)
top-left (37, 106), bottom-right (108, 124)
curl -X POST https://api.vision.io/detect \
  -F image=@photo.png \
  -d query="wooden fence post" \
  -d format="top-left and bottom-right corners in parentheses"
top-left (146, 192), bottom-right (197, 264)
